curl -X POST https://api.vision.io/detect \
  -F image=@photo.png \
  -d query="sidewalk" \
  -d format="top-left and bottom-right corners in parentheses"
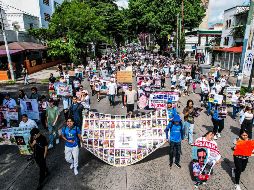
top-left (0, 66), bottom-right (60, 85)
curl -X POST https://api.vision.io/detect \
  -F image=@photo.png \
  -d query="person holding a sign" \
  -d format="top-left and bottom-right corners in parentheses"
top-left (232, 129), bottom-right (254, 190)
top-left (165, 114), bottom-right (184, 168)
top-left (232, 91), bottom-right (240, 120)
top-left (167, 99), bottom-right (177, 124)
top-left (2, 93), bottom-right (17, 109)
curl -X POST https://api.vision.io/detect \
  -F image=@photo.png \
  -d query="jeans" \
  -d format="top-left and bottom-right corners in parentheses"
top-left (48, 123), bottom-right (58, 146)
top-left (207, 102), bottom-right (213, 115)
top-left (169, 141), bottom-right (181, 165)
top-left (184, 121), bottom-right (194, 144)
top-left (108, 94), bottom-right (115, 105)
top-left (234, 156), bottom-right (248, 184)
top-left (65, 146), bottom-right (79, 168)
top-left (233, 106), bottom-right (239, 119)
top-left (212, 118), bottom-right (224, 134)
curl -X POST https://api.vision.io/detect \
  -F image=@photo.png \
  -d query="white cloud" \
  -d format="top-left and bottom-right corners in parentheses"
top-left (208, 0), bottom-right (247, 24)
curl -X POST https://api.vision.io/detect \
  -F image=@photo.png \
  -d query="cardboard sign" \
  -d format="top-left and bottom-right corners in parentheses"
top-left (20, 99), bottom-right (40, 120)
top-left (117, 71), bottom-right (133, 83)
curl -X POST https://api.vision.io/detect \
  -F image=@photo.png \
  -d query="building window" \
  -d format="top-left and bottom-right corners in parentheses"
top-left (29, 23), bottom-right (33, 29)
top-left (43, 0), bottom-right (49, 6)
top-left (224, 37), bottom-right (230, 46)
top-left (44, 13), bottom-right (51, 21)
top-left (228, 19), bottom-right (231, 28)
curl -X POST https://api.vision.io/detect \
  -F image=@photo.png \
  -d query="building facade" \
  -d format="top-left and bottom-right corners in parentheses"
top-left (1, 0), bottom-right (64, 28)
top-left (220, 6), bottom-right (249, 48)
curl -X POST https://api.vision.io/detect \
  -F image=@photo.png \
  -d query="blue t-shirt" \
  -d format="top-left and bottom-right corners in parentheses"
top-left (62, 126), bottom-right (81, 148)
top-left (165, 123), bottom-right (184, 143)
top-left (167, 108), bottom-right (177, 120)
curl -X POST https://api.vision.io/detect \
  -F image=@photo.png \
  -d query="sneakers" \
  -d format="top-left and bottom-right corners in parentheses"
top-left (56, 138), bottom-right (60, 144)
top-left (235, 184), bottom-right (241, 190)
top-left (70, 163), bottom-right (74, 170)
top-left (214, 135), bottom-right (218, 140)
top-left (48, 144), bottom-right (53, 149)
top-left (232, 168), bottom-right (235, 178)
top-left (169, 163), bottom-right (173, 168)
top-left (217, 133), bottom-right (221, 138)
top-left (74, 168), bottom-right (78, 175)
top-left (122, 106), bottom-right (125, 109)
top-left (174, 163), bottom-right (181, 168)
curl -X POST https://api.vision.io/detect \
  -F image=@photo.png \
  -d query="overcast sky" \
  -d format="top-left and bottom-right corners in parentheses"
top-left (116, 0), bottom-right (249, 25)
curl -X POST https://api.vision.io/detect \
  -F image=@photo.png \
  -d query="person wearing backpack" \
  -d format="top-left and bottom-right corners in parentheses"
top-left (61, 117), bottom-right (82, 175)
top-left (165, 114), bottom-right (185, 169)
top-left (68, 96), bottom-right (84, 128)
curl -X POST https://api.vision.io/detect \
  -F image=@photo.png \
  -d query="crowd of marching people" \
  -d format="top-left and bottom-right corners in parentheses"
top-left (1, 44), bottom-right (254, 190)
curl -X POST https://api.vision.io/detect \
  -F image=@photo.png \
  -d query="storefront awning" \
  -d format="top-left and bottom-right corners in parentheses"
top-left (0, 49), bottom-right (23, 57)
top-left (213, 46), bottom-right (242, 53)
top-left (0, 42), bottom-right (46, 51)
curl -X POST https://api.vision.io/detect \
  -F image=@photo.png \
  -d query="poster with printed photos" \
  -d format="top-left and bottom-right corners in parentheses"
top-left (82, 109), bottom-right (167, 167)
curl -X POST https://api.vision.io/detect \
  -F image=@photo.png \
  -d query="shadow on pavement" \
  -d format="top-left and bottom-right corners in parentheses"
top-left (221, 158), bottom-right (235, 183)
top-left (202, 125), bottom-right (213, 132)
top-left (230, 126), bottom-right (240, 136)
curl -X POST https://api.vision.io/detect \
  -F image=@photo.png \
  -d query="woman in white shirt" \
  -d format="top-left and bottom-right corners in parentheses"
top-left (80, 90), bottom-right (90, 113)
top-left (240, 106), bottom-right (254, 139)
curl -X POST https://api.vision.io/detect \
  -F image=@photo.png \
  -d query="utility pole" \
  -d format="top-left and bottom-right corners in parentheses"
top-left (0, 7), bottom-right (15, 81)
top-left (176, 13), bottom-right (179, 58)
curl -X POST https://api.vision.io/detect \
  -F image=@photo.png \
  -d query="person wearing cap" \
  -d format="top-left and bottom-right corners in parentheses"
top-left (165, 114), bottom-right (184, 168)
top-left (46, 99), bottom-right (60, 149)
top-left (2, 93), bottom-right (17, 109)
top-left (124, 85), bottom-right (137, 114)
top-left (30, 128), bottom-right (48, 188)
top-left (167, 99), bottom-right (177, 124)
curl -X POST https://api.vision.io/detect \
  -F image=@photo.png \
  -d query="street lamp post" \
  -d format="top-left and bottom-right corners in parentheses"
top-left (0, 7), bottom-right (15, 81)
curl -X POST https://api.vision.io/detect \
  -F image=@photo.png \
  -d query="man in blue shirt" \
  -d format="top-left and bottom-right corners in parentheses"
top-left (61, 118), bottom-right (82, 175)
top-left (165, 114), bottom-right (184, 169)
top-left (69, 96), bottom-right (84, 128)
top-left (167, 99), bottom-right (177, 124)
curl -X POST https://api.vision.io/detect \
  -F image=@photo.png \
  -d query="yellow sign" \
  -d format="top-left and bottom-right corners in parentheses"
top-left (116, 71), bottom-right (133, 83)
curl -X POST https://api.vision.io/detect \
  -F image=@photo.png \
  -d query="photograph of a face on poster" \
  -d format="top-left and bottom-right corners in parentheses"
top-left (81, 110), bottom-right (168, 166)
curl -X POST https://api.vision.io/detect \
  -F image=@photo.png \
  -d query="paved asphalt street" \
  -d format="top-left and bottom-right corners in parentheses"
top-left (0, 76), bottom-right (253, 190)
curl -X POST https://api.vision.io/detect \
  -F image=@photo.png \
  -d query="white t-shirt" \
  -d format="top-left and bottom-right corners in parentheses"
top-left (107, 82), bottom-right (117, 95)
top-left (125, 90), bottom-right (137, 104)
top-left (19, 119), bottom-right (38, 128)
top-left (81, 96), bottom-right (90, 109)
top-left (220, 78), bottom-right (227, 87)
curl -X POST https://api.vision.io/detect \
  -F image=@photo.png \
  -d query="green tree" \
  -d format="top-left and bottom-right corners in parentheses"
top-left (29, 0), bottom-right (106, 64)
top-left (126, 0), bottom-right (205, 53)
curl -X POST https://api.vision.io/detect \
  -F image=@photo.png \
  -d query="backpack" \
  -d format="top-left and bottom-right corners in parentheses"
top-left (62, 126), bottom-right (81, 147)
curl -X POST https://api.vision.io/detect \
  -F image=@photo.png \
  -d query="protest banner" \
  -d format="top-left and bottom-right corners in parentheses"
top-left (149, 91), bottom-right (179, 109)
top-left (20, 99), bottom-right (40, 120)
top-left (82, 109), bottom-right (167, 167)
top-left (116, 71), bottom-right (133, 83)
top-left (56, 82), bottom-right (73, 96)
top-left (0, 127), bottom-right (32, 155)
top-left (0, 106), bottom-right (19, 128)
top-left (214, 94), bottom-right (223, 105)
top-left (192, 138), bottom-right (221, 182)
